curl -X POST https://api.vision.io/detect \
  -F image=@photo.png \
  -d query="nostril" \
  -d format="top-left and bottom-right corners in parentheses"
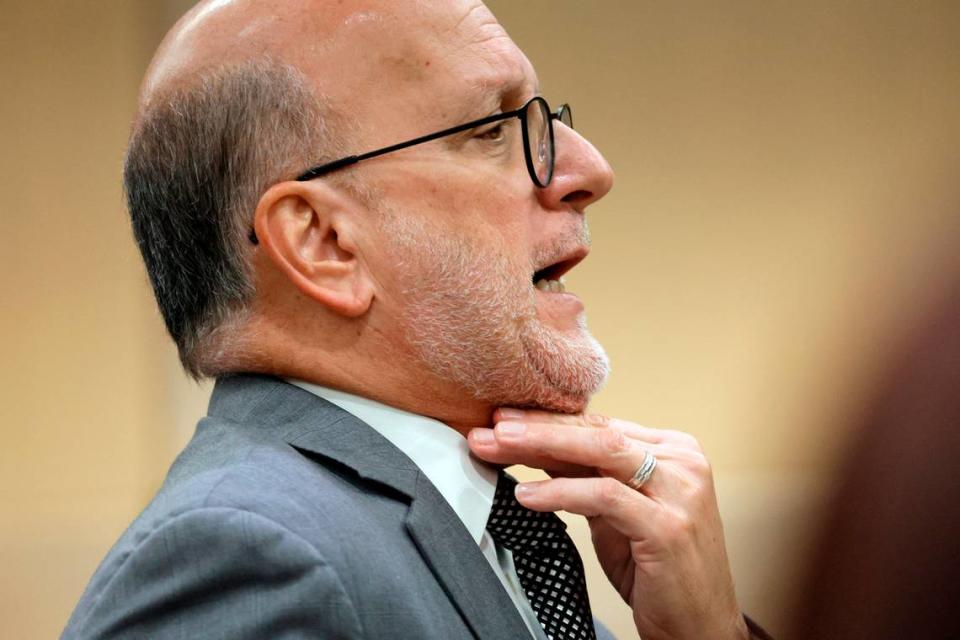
top-left (561, 189), bottom-right (592, 204)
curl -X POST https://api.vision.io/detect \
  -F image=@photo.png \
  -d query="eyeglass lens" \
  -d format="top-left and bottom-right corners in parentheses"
top-left (525, 98), bottom-right (553, 186)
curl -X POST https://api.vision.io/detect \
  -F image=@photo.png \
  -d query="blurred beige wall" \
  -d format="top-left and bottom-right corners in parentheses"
top-left (1, 1), bottom-right (958, 638)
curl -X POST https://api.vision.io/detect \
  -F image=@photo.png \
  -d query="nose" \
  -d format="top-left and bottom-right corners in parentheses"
top-left (538, 123), bottom-right (614, 213)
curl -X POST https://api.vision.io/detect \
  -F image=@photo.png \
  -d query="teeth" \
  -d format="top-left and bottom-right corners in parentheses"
top-left (534, 278), bottom-right (566, 293)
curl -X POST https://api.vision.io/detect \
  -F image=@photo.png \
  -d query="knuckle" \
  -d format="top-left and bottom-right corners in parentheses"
top-left (664, 510), bottom-right (696, 542)
top-left (686, 481), bottom-right (709, 506)
top-left (597, 477), bottom-right (626, 505)
top-left (688, 451), bottom-right (712, 476)
top-left (527, 429), bottom-right (554, 457)
top-left (530, 438), bottom-right (550, 458)
top-left (585, 413), bottom-right (610, 427)
top-left (671, 430), bottom-right (702, 451)
top-left (597, 428), bottom-right (630, 455)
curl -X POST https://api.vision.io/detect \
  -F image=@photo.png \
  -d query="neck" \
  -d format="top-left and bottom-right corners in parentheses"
top-left (228, 314), bottom-right (495, 436)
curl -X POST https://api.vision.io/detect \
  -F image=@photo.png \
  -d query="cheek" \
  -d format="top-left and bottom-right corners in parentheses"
top-left (448, 185), bottom-right (536, 269)
top-left (366, 168), bottom-right (537, 282)
top-left (381, 165), bottom-right (531, 232)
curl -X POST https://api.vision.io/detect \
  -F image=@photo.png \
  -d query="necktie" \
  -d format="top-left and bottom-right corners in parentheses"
top-left (486, 472), bottom-right (597, 640)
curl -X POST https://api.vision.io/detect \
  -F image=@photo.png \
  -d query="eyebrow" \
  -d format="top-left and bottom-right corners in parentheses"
top-left (460, 74), bottom-right (540, 122)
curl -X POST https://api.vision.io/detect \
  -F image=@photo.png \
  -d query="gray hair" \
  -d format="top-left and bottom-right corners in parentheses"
top-left (124, 59), bottom-right (338, 378)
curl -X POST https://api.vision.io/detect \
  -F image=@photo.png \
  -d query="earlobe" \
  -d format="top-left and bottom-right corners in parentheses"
top-left (253, 181), bottom-right (374, 318)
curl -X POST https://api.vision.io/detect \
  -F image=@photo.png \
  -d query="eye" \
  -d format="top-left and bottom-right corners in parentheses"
top-left (474, 122), bottom-right (508, 144)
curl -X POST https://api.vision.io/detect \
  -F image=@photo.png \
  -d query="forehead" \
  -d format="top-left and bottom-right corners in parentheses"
top-left (146, 1), bottom-right (535, 119)
top-left (323, 1), bottom-right (538, 129)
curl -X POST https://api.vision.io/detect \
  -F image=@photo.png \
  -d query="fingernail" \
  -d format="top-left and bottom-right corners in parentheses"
top-left (515, 483), bottom-right (536, 498)
top-left (496, 421), bottom-right (526, 437)
top-left (470, 429), bottom-right (495, 445)
top-left (498, 408), bottom-right (524, 419)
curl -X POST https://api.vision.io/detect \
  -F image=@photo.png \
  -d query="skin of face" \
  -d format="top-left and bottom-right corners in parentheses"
top-left (144, 0), bottom-right (615, 428)
top-left (333, 2), bottom-right (616, 414)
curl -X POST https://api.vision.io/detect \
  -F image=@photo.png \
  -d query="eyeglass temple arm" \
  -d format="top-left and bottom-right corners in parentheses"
top-left (295, 108), bottom-right (525, 181)
top-left (296, 155), bottom-right (362, 180)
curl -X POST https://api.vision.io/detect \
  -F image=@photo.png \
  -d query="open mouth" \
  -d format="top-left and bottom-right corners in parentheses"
top-left (532, 250), bottom-right (587, 294)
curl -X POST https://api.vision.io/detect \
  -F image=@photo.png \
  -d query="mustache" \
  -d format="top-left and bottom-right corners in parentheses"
top-left (532, 223), bottom-right (591, 270)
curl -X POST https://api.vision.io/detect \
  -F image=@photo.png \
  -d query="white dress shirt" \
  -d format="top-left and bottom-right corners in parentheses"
top-left (288, 379), bottom-right (547, 640)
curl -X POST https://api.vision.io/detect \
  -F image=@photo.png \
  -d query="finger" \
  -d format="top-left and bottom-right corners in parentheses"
top-left (515, 476), bottom-right (660, 540)
top-left (467, 428), bottom-right (592, 477)
top-left (496, 408), bottom-right (669, 445)
top-left (496, 408), bottom-right (621, 430)
top-left (485, 421), bottom-right (650, 483)
top-left (470, 428), bottom-right (684, 496)
top-left (602, 418), bottom-right (669, 445)
top-left (495, 407), bottom-right (589, 426)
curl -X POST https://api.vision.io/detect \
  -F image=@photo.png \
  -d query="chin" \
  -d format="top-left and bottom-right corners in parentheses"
top-left (513, 326), bottom-right (611, 414)
top-left (526, 391), bottom-right (592, 415)
top-left (464, 336), bottom-right (609, 416)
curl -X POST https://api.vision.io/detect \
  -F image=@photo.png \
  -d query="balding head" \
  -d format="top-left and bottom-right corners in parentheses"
top-left (127, 0), bottom-right (530, 377)
top-left (140, 0), bottom-right (513, 125)
top-left (141, 0), bottom-right (332, 106)
top-left (127, 0), bottom-right (613, 420)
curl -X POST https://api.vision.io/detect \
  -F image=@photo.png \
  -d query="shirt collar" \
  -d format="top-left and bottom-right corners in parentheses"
top-left (287, 379), bottom-right (497, 545)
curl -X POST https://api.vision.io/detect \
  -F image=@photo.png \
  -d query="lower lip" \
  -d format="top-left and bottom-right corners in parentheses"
top-left (533, 287), bottom-right (585, 314)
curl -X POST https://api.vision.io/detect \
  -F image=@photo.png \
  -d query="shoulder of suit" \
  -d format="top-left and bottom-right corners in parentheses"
top-left (63, 505), bottom-right (366, 639)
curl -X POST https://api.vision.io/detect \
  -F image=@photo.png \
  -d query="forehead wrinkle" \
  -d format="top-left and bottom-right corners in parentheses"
top-left (436, 1), bottom-right (536, 114)
top-left (452, 69), bottom-right (537, 124)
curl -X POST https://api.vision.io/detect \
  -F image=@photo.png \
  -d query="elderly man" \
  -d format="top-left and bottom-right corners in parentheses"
top-left (65, 1), bottom-right (770, 639)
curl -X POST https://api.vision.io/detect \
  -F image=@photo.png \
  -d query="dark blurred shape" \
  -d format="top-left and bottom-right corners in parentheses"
top-left (791, 277), bottom-right (960, 639)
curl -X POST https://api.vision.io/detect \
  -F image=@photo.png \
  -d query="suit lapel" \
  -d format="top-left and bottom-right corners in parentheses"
top-left (210, 375), bottom-right (532, 639)
top-left (405, 472), bottom-right (534, 640)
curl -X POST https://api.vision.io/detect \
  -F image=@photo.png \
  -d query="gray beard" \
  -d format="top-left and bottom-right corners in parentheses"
top-left (383, 213), bottom-right (610, 413)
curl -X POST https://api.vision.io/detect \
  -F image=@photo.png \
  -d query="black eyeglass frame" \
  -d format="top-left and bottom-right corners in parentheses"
top-left (249, 97), bottom-right (572, 244)
top-left (295, 96), bottom-right (572, 188)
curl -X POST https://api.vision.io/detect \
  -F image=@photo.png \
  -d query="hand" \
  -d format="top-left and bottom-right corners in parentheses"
top-left (467, 409), bottom-right (749, 640)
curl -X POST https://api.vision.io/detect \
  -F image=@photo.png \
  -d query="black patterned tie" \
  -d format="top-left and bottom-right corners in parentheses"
top-left (486, 472), bottom-right (597, 640)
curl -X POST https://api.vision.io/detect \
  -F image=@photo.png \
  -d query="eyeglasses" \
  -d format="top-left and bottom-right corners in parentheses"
top-left (249, 97), bottom-right (572, 244)
top-left (295, 96), bottom-right (573, 188)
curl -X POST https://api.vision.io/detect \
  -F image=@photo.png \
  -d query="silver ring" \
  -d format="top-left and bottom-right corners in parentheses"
top-left (626, 451), bottom-right (657, 491)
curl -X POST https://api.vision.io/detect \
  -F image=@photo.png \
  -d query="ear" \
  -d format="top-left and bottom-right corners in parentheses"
top-left (252, 180), bottom-right (374, 318)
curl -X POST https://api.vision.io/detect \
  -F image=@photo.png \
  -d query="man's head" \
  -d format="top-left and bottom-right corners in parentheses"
top-left (129, 0), bottom-right (614, 424)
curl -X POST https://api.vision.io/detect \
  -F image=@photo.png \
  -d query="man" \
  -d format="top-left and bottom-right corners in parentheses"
top-left (65, 1), bottom-right (770, 638)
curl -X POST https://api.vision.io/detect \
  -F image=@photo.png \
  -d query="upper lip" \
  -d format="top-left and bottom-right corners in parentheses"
top-left (533, 245), bottom-right (590, 282)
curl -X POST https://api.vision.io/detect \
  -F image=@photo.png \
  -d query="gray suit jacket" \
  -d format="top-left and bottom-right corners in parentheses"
top-left (63, 374), bottom-right (617, 639)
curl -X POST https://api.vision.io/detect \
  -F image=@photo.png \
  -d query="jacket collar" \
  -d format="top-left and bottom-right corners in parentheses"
top-left (207, 374), bottom-right (532, 640)
top-left (209, 373), bottom-right (420, 494)
top-left (286, 378), bottom-right (499, 546)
